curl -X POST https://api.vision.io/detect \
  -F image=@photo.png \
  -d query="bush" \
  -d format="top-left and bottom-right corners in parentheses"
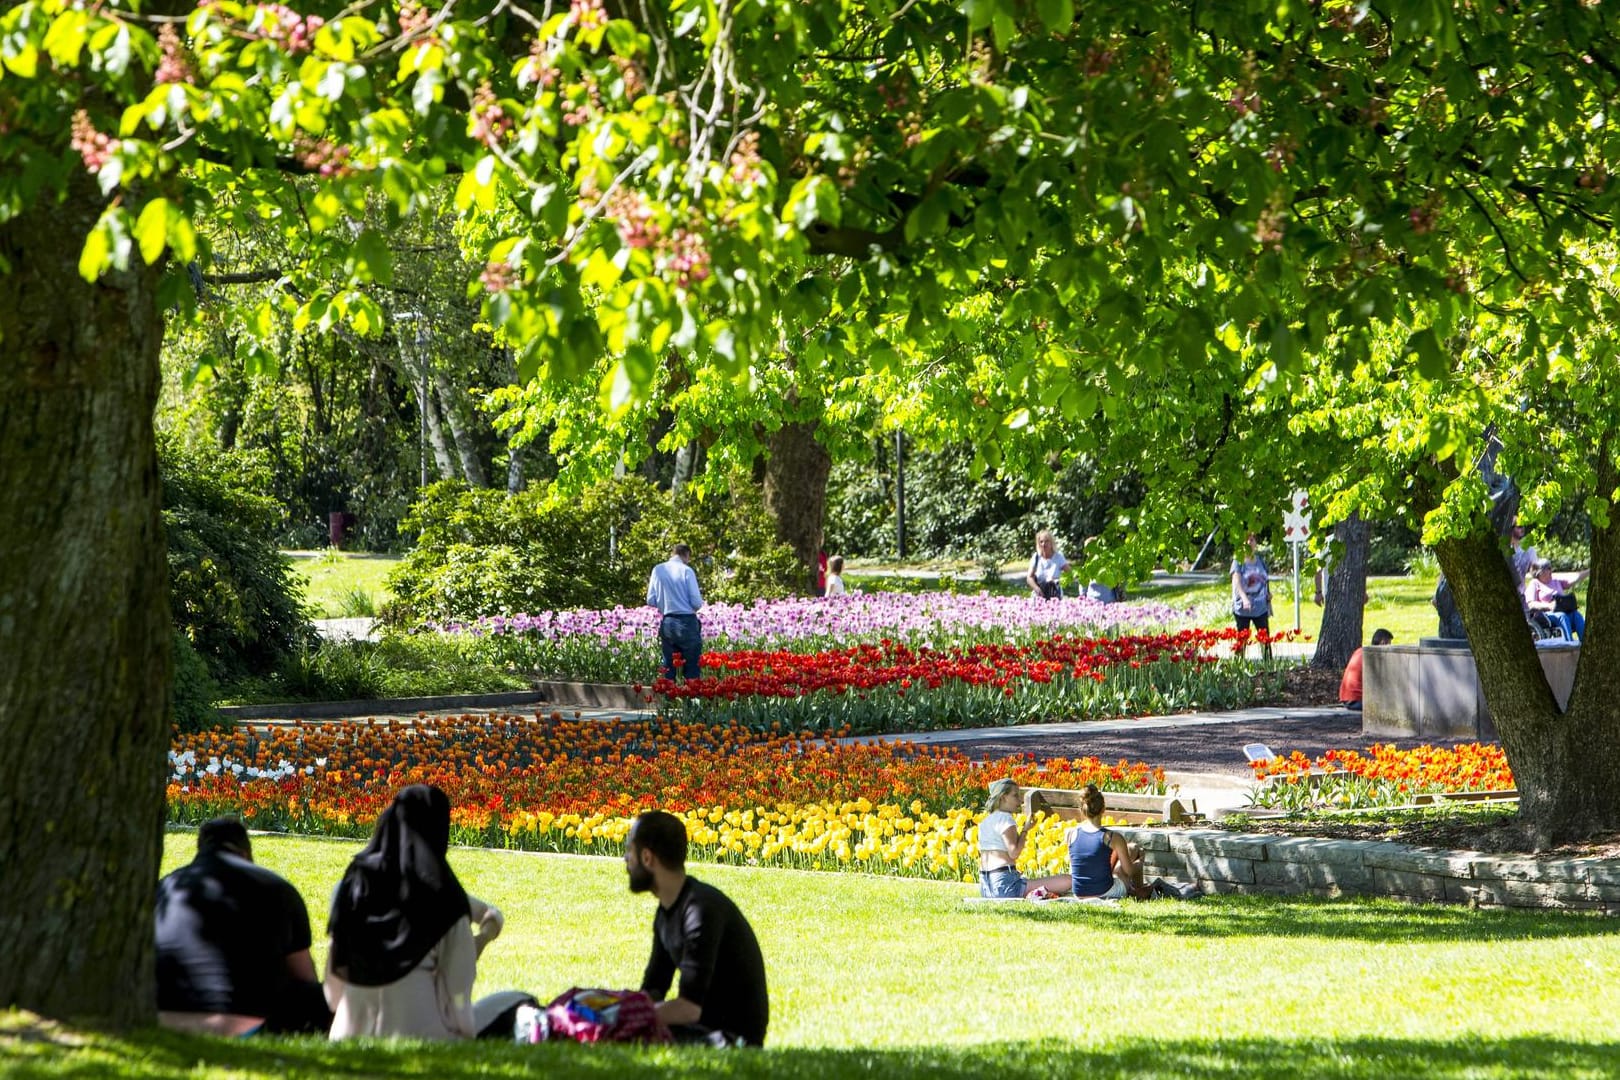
top-left (825, 445), bottom-right (1143, 564)
top-left (171, 631), bottom-right (224, 732)
top-left (161, 436), bottom-right (313, 682)
top-left (386, 475), bottom-right (801, 623)
top-left (257, 633), bottom-right (530, 702)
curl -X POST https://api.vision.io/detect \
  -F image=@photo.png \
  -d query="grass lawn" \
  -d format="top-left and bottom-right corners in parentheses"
top-left (1132, 571), bottom-right (1442, 648)
top-left (5, 832), bottom-right (1617, 1078)
top-left (285, 551), bottom-right (401, 619)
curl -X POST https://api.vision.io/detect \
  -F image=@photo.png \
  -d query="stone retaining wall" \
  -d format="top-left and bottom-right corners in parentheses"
top-left (1114, 827), bottom-right (1620, 914)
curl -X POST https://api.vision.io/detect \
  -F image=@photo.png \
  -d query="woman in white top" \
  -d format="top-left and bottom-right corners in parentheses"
top-left (326, 785), bottom-right (532, 1040)
top-left (1026, 530), bottom-right (1069, 600)
top-left (978, 778), bottom-right (1072, 898)
top-left (825, 555), bottom-right (848, 596)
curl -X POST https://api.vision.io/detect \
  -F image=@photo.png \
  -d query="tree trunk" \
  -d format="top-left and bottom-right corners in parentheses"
top-left (434, 371), bottom-right (488, 488)
top-left (762, 420), bottom-right (831, 588)
top-left (672, 441), bottom-right (699, 494)
top-left (0, 178), bottom-right (172, 1025)
top-left (506, 442), bottom-right (524, 493)
top-left (418, 376), bottom-right (458, 480)
top-left (1310, 514), bottom-right (1370, 671)
top-left (1436, 529), bottom-right (1620, 846)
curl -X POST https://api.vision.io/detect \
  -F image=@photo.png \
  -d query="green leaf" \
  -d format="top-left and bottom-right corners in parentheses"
top-left (961, 0), bottom-right (998, 32)
top-left (2, 44), bottom-right (38, 78)
top-left (1408, 327), bottom-right (1448, 380)
top-left (353, 228), bottom-right (394, 285)
top-left (1035, 0), bottom-right (1074, 32)
top-left (43, 10), bottom-right (89, 67)
top-left (133, 198), bottom-right (170, 266)
top-left (78, 221), bottom-right (111, 282)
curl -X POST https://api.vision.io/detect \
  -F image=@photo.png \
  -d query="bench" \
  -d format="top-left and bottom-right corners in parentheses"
top-left (1021, 787), bottom-right (1199, 825)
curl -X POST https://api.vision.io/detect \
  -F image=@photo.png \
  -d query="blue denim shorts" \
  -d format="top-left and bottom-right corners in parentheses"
top-left (979, 866), bottom-right (1027, 898)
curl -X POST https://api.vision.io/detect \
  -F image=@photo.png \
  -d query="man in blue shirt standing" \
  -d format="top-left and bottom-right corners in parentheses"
top-left (646, 542), bottom-right (705, 680)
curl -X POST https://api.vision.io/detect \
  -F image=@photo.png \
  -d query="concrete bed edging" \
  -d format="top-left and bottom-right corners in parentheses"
top-left (1113, 827), bottom-right (1620, 914)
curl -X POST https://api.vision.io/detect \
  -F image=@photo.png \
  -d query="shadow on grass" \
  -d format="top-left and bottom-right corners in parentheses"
top-left (961, 892), bottom-right (1620, 942)
top-left (3, 1018), bottom-right (1616, 1080)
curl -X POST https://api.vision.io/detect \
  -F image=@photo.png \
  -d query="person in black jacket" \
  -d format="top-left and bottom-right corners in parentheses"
top-left (155, 818), bottom-right (331, 1036)
top-left (625, 810), bottom-right (769, 1047)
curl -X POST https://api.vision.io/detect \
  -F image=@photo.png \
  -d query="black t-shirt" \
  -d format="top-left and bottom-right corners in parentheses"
top-left (641, 877), bottom-right (769, 1046)
top-left (154, 850), bottom-right (312, 1017)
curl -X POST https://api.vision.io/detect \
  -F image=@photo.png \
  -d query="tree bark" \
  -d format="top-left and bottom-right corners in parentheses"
top-left (1436, 529), bottom-right (1620, 846)
top-left (762, 420), bottom-right (831, 588)
top-left (0, 178), bottom-right (172, 1024)
top-left (434, 371), bottom-right (489, 488)
top-left (672, 441), bottom-right (703, 494)
top-left (419, 375), bottom-right (458, 480)
top-left (506, 442), bottom-right (524, 493)
top-left (1310, 514), bottom-right (1370, 671)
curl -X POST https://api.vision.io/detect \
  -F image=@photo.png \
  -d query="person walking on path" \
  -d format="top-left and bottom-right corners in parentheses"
top-left (647, 542), bottom-right (706, 681)
top-left (1026, 530), bottom-right (1069, 600)
top-left (1231, 532), bottom-right (1272, 658)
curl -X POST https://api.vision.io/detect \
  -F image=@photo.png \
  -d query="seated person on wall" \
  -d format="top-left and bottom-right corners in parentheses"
top-left (1066, 785), bottom-right (1153, 901)
top-left (155, 817), bottom-right (333, 1036)
top-left (1524, 558), bottom-right (1588, 641)
top-left (627, 810), bottom-right (770, 1047)
top-left (1339, 628), bottom-right (1394, 712)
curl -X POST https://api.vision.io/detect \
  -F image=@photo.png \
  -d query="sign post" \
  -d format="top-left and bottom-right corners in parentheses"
top-left (1282, 490), bottom-right (1312, 632)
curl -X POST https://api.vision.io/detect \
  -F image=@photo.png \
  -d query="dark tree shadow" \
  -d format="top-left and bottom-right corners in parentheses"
top-left (2, 1019), bottom-right (1616, 1080)
top-left (960, 892), bottom-right (1620, 942)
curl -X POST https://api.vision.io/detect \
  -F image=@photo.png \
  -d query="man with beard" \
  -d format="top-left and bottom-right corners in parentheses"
top-left (625, 810), bottom-right (769, 1047)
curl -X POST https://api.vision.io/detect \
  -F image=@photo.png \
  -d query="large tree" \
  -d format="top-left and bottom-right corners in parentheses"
top-left (7, 0), bottom-right (1620, 1026)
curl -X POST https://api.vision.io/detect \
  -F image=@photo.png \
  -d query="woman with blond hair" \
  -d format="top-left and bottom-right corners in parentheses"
top-left (978, 779), bottom-right (1071, 898)
top-left (1026, 530), bottom-right (1069, 600)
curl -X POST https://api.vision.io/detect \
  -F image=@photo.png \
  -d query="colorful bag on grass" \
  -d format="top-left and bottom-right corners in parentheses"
top-left (544, 987), bottom-right (670, 1044)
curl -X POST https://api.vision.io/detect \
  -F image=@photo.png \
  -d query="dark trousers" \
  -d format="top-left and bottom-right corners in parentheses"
top-left (659, 614), bottom-right (703, 680)
top-left (260, 979), bottom-right (334, 1035)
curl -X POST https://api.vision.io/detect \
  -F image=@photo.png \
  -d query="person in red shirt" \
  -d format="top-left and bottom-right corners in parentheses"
top-left (1340, 628), bottom-right (1394, 710)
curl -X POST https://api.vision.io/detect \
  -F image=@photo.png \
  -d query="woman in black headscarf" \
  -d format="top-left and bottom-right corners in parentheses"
top-left (325, 785), bottom-right (530, 1039)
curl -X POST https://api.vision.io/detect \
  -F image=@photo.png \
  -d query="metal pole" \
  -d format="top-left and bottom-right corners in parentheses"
top-left (1190, 529), bottom-right (1218, 572)
top-left (1292, 541), bottom-right (1302, 632)
top-left (894, 429), bottom-right (907, 560)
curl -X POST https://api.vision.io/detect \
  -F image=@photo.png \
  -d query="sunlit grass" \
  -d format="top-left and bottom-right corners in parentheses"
top-left (6, 829), bottom-right (1616, 1077)
top-left (285, 551), bottom-right (401, 619)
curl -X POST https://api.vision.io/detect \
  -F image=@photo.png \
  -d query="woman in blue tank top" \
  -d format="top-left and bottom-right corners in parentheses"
top-left (1066, 784), bottom-right (1150, 900)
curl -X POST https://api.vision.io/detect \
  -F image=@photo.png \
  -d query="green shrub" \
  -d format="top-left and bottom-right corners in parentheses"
top-left (171, 631), bottom-right (224, 732)
top-left (161, 436), bottom-right (312, 681)
top-left (386, 474), bottom-right (801, 623)
top-left (255, 633), bottom-right (529, 702)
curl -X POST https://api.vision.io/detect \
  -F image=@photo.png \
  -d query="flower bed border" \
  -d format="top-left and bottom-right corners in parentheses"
top-left (1118, 827), bottom-right (1620, 914)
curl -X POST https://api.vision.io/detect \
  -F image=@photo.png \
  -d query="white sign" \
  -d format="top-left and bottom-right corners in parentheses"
top-left (1283, 489), bottom-right (1312, 543)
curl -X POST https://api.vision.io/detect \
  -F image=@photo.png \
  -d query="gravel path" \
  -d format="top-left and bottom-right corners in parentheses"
top-left (942, 711), bottom-right (1490, 777)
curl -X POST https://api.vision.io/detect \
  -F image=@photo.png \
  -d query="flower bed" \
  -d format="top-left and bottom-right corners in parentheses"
top-left (452, 591), bottom-right (1194, 684)
top-left (1247, 743), bottom-right (1514, 811)
top-left (167, 714), bottom-right (1163, 882)
top-left (655, 629), bottom-right (1295, 733)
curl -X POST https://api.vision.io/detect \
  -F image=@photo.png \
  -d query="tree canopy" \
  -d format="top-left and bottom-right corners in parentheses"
top-left (8, 0), bottom-right (1620, 1026)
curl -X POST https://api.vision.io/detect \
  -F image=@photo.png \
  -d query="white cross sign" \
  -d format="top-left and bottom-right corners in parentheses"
top-left (1283, 489), bottom-right (1311, 543)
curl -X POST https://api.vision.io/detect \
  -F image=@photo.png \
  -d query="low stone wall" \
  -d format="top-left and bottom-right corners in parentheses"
top-left (1114, 827), bottom-right (1620, 914)
top-left (1363, 641), bottom-right (1577, 740)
